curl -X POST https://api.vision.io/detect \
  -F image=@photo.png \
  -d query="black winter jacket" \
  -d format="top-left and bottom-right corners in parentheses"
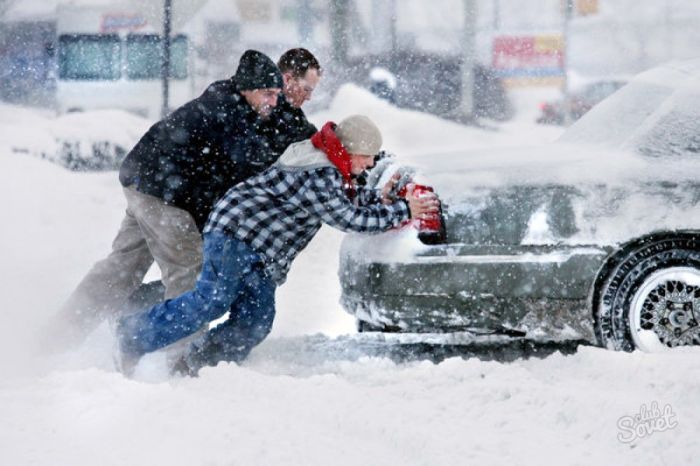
top-left (261, 94), bottom-right (317, 158)
top-left (119, 78), bottom-right (316, 231)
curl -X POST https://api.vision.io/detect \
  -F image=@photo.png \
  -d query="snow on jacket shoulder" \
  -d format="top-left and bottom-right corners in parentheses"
top-left (204, 139), bottom-right (411, 284)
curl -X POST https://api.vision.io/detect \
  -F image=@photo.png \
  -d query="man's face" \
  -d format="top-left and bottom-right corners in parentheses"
top-left (283, 68), bottom-right (321, 108)
top-left (241, 88), bottom-right (281, 118)
top-left (349, 153), bottom-right (376, 176)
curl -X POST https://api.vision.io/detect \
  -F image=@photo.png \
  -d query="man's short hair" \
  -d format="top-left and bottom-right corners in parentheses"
top-left (278, 48), bottom-right (322, 78)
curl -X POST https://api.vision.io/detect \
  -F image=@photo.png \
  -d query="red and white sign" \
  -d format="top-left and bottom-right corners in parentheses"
top-left (492, 35), bottom-right (564, 78)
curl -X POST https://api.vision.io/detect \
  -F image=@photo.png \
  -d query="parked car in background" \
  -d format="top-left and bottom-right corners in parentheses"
top-left (340, 58), bottom-right (700, 353)
top-left (341, 51), bottom-right (513, 122)
top-left (537, 79), bottom-right (628, 125)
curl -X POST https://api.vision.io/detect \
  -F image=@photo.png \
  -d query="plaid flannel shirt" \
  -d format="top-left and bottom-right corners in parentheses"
top-left (204, 141), bottom-right (410, 284)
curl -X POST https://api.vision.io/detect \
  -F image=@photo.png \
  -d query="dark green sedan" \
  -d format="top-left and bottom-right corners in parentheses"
top-left (340, 58), bottom-right (700, 353)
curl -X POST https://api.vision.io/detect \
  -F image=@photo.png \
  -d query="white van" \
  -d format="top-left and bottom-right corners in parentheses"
top-left (56, 4), bottom-right (194, 120)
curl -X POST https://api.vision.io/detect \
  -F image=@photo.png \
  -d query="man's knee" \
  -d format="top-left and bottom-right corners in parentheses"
top-left (191, 277), bottom-right (241, 323)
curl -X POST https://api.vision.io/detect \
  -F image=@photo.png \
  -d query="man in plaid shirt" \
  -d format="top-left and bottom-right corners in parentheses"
top-left (117, 115), bottom-right (439, 375)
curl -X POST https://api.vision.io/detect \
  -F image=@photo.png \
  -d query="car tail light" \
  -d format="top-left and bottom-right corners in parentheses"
top-left (396, 183), bottom-right (447, 245)
top-left (414, 185), bottom-right (447, 245)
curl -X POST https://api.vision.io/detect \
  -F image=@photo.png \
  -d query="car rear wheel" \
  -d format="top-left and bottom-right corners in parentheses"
top-left (595, 236), bottom-right (700, 352)
top-left (629, 267), bottom-right (700, 351)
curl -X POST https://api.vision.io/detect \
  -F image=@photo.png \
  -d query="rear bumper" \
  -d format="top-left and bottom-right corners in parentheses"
top-left (340, 244), bottom-right (609, 342)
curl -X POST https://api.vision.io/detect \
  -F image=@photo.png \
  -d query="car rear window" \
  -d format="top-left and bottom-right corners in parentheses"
top-left (561, 73), bottom-right (700, 158)
top-left (629, 91), bottom-right (700, 157)
top-left (559, 80), bottom-right (671, 148)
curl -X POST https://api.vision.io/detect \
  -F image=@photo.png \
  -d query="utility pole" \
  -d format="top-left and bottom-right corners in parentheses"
top-left (389, 0), bottom-right (397, 60)
top-left (665, 0), bottom-right (673, 61)
top-left (561, 0), bottom-right (573, 126)
top-left (493, 0), bottom-right (500, 30)
top-left (161, 0), bottom-right (172, 119)
top-left (329, 0), bottom-right (350, 67)
top-left (297, 0), bottom-right (313, 46)
top-left (460, 0), bottom-right (477, 120)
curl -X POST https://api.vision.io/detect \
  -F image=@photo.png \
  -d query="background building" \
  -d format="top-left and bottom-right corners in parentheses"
top-left (1, 0), bottom-right (699, 120)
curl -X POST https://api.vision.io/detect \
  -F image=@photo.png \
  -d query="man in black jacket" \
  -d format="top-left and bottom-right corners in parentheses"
top-left (53, 49), bottom-right (319, 345)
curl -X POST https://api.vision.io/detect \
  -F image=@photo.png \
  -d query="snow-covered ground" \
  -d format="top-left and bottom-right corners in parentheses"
top-left (1, 86), bottom-right (698, 465)
top-left (0, 103), bottom-right (150, 170)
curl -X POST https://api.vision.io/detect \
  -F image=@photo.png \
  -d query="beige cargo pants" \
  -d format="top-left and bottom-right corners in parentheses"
top-left (52, 186), bottom-right (203, 346)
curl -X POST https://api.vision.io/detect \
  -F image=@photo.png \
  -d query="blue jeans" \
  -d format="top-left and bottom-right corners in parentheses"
top-left (118, 230), bottom-right (276, 366)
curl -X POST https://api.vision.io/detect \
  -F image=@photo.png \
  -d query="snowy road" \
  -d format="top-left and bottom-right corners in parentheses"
top-left (1, 89), bottom-right (698, 465)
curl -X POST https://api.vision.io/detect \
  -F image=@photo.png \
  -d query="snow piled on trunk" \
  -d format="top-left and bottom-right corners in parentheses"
top-left (1, 87), bottom-right (698, 465)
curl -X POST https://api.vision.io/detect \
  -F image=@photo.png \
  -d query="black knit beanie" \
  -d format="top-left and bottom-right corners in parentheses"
top-left (234, 50), bottom-right (283, 91)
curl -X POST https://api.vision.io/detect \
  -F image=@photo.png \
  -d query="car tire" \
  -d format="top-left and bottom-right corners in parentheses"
top-left (595, 235), bottom-right (700, 352)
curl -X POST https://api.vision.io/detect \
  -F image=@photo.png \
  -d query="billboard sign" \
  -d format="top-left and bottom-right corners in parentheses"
top-left (492, 35), bottom-right (564, 79)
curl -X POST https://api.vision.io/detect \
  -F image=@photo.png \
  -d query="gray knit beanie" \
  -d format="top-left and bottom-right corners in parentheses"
top-left (335, 115), bottom-right (383, 155)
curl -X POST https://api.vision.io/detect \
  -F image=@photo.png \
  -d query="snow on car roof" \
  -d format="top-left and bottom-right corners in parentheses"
top-left (410, 59), bottom-right (700, 199)
top-left (315, 60), bottom-right (700, 206)
top-left (560, 58), bottom-right (700, 153)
